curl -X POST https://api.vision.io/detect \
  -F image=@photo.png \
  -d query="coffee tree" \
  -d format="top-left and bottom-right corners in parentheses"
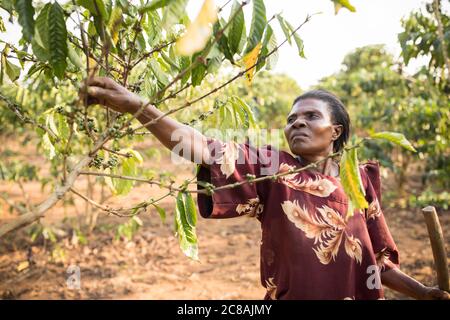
top-left (0, 0), bottom-right (415, 260)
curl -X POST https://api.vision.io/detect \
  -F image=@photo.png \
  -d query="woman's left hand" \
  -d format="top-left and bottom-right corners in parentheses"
top-left (420, 286), bottom-right (450, 300)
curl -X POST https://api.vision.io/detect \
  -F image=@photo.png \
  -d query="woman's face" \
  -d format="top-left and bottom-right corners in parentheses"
top-left (284, 98), bottom-right (343, 157)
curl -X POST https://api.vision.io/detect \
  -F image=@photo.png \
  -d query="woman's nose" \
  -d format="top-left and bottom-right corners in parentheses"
top-left (292, 118), bottom-right (306, 128)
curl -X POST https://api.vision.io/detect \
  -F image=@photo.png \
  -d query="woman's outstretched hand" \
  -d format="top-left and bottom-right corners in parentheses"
top-left (79, 76), bottom-right (143, 114)
top-left (420, 286), bottom-right (450, 300)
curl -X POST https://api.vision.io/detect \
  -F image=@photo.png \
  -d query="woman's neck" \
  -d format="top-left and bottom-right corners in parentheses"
top-left (297, 150), bottom-right (338, 176)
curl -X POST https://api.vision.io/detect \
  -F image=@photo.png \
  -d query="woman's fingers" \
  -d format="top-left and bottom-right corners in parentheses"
top-left (87, 86), bottom-right (112, 101)
top-left (426, 287), bottom-right (450, 300)
top-left (434, 289), bottom-right (450, 300)
top-left (87, 76), bottom-right (116, 89)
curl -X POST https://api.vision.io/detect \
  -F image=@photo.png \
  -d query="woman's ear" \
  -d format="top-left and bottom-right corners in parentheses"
top-left (331, 124), bottom-right (343, 141)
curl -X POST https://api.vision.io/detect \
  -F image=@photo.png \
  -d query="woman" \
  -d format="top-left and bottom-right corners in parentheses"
top-left (83, 77), bottom-right (449, 300)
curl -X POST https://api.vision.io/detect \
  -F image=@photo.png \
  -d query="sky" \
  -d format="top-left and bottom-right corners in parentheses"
top-left (1, 0), bottom-right (446, 89)
top-left (199, 0), bottom-right (439, 88)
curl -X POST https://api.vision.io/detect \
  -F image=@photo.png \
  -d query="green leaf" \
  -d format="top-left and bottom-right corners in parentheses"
top-left (116, 216), bottom-right (142, 240)
top-left (277, 15), bottom-right (305, 58)
top-left (152, 203), bottom-right (166, 223)
top-left (48, 2), bottom-right (67, 79)
top-left (245, 0), bottom-right (266, 54)
top-left (67, 43), bottom-right (83, 69)
top-left (214, 19), bottom-right (233, 63)
top-left (183, 192), bottom-right (197, 227)
top-left (4, 58), bottom-right (21, 81)
top-left (148, 59), bottom-right (169, 89)
top-left (370, 132), bottom-right (417, 152)
top-left (191, 52), bottom-right (207, 87)
top-left (259, 25), bottom-right (278, 71)
top-left (161, 0), bottom-right (188, 30)
top-left (286, 21), bottom-right (305, 58)
top-left (112, 149), bottom-right (143, 195)
top-left (44, 112), bottom-right (58, 137)
top-left (0, 0), bottom-right (14, 15)
top-left (160, 50), bottom-right (180, 72)
top-left (42, 132), bottom-right (56, 160)
top-left (339, 148), bottom-right (368, 218)
top-left (139, 0), bottom-right (176, 13)
top-left (15, 0), bottom-right (35, 42)
top-left (77, 0), bottom-right (108, 20)
top-left (144, 10), bottom-right (162, 46)
top-left (31, 40), bottom-right (49, 62)
top-left (292, 31), bottom-right (305, 58)
top-left (136, 32), bottom-right (147, 51)
top-left (174, 192), bottom-right (198, 260)
top-left (31, 3), bottom-right (50, 61)
top-left (227, 0), bottom-right (245, 55)
top-left (55, 112), bottom-right (70, 142)
top-left (276, 15), bottom-right (291, 45)
top-left (179, 55), bottom-right (191, 86)
top-left (35, 3), bottom-right (50, 47)
top-left (230, 96), bottom-right (255, 129)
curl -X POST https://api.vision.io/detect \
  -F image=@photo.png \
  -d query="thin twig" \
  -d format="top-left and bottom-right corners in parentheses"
top-left (101, 146), bottom-right (132, 158)
top-left (122, 0), bottom-right (149, 85)
top-left (1, 94), bottom-right (60, 142)
top-left (78, 170), bottom-right (201, 193)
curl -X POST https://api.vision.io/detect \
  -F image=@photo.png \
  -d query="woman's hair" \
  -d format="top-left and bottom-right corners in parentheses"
top-left (292, 89), bottom-right (350, 152)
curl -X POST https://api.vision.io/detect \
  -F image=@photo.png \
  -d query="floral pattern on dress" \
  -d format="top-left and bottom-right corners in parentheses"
top-left (375, 247), bottom-right (391, 270)
top-left (236, 197), bottom-right (264, 218)
top-left (277, 163), bottom-right (337, 197)
top-left (367, 198), bottom-right (382, 220)
top-left (265, 277), bottom-right (277, 300)
top-left (216, 141), bottom-right (241, 178)
top-left (281, 200), bottom-right (362, 265)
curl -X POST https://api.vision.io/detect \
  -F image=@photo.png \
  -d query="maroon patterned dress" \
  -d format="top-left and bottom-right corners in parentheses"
top-left (196, 138), bottom-right (399, 300)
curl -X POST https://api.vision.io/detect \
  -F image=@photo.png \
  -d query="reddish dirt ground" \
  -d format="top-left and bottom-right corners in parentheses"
top-left (0, 136), bottom-right (448, 300)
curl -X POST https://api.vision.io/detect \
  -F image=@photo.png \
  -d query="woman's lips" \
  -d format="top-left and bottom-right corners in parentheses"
top-left (291, 132), bottom-right (309, 141)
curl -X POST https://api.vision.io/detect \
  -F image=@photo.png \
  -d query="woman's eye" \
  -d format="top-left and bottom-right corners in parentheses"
top-left (287, 117), bottom-right (294, 124)
top-left (308, 113), bottom-right (319, 119)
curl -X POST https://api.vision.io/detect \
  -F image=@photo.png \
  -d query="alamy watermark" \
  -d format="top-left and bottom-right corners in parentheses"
top-left (366, 264), bottom-right (382, 290)
top-left (66, 265), bottom-right (81, 290)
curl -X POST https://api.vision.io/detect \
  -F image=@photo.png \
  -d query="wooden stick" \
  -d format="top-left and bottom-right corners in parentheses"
top-left (422, 206), bottom-right (449, 292)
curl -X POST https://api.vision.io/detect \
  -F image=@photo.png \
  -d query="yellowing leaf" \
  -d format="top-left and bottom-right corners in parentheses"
top-left (175, 0), bottom-right (218, 56)
top-left (240, 42), bottom-right (262, 85)
top-left (17, 261), bottom-right (30, 272)
top-left (334, 3), bottom-right (342, 14)
top-left (339, 148), bottom-right (368, 219)
top-left (88, 57), bottom-right (98, 77)
top-left (333, 0), bottom-right (356, 15)
top-left (108, 7), bottom-right (122, 45)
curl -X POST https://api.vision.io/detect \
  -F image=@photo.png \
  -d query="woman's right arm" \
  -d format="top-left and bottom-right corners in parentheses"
top-left (81, 76), bottom-right (210, 167)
